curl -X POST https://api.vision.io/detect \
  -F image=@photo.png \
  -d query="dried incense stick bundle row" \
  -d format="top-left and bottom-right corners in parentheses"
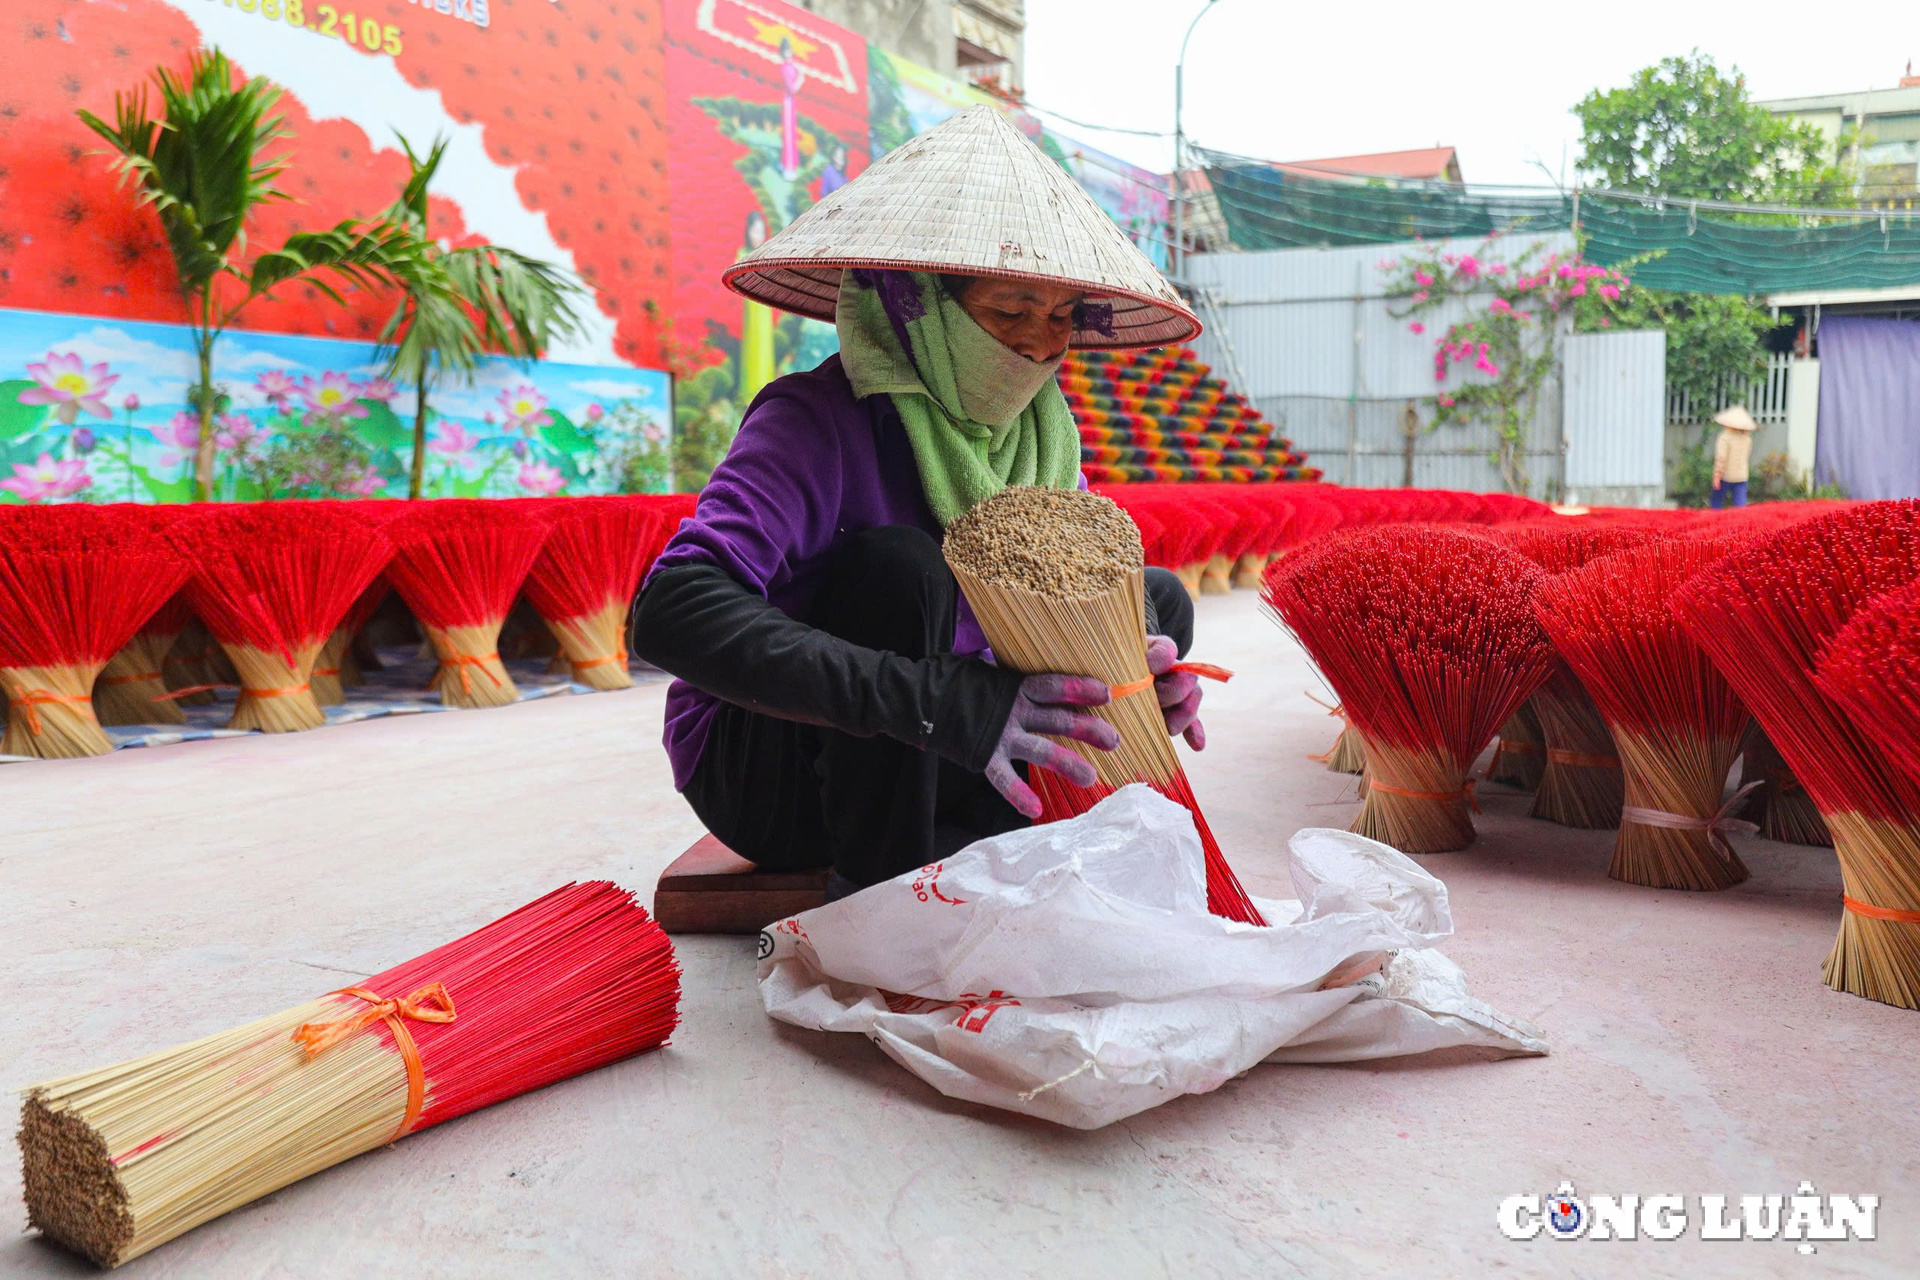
top-left (160, 618), bottom-right (229, 707)
top-left (310, 577), bottom-right (390, 706)
top-left (1674, 501), bottom-right (1920, 1008)
top-left (943, 486), bottom-right (1264, 925)
top-left (92, 591), bottom-right (197, 728)
top-left (19, 882), bottom-right (682, 1268)
top-left (0, 507), bottom-right (190, 758)
top-left (522, 498), bottom-right (664, 691)
top-left (1484, 703), bottom-right (1546, 791)
top-left (1739, 721), bottom-right (1833, 846)
top-left (1264, 527), bottom-right (1556, 853)
top-left (1481, 525), bottom-right (1661, 829)
top-left (382, 502), bottom-right (552, 709)
top-left (1536, 539), bottom-right (1756, 891)
top-left (1818, 576), bottom-right (1920, 791)
top-left (166, 507), bottom-right (394, 733)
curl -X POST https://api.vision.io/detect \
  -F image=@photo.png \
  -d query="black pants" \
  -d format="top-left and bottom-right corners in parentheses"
top-left (682, 525), bottom-right (1194, 888)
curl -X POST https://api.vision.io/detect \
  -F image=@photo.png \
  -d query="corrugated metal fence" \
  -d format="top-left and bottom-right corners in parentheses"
top-left (1564, 328), bottom-right (1667, 505)
top-left (1185, 236), bottom-right (1664, 500)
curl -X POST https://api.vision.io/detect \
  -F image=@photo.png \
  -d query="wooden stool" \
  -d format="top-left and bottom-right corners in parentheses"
top-left (652, 833), bottom-right (829, 935)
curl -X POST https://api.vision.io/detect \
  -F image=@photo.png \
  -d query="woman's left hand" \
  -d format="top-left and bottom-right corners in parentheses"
top-left (1146, 635), bottom-right (1205, 750)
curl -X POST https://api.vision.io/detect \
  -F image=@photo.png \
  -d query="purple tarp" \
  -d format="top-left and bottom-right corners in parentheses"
top-left (1816, 315), bottom-right (1920, 500)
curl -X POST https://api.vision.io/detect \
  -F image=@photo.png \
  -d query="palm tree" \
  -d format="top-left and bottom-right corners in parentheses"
top-left (376, 135), bottom-right (583, 499)
top-left (79, 50), bottom-right (422, 500)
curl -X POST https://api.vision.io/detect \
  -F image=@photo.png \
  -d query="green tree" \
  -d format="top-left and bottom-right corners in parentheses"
top-left (79, 50), bottom-right (421, 500)
top-left (372, 134), bottom-right (584, 499)
top-left (1575, 53), bottom-right (1850, 204)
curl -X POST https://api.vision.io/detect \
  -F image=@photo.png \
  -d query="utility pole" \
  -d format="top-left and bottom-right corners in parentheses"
top-left (1172, 0), bottom-right (1219, 283)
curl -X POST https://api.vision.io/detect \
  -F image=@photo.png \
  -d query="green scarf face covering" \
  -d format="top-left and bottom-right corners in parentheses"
top-left (835, 269), bottom-right (1082, 527)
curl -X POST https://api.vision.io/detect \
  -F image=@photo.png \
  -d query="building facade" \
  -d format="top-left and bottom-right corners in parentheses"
top-left (790, 0), bottom-right (1025, 87)
top-left (1759, 70), bottom-right (1920, 206)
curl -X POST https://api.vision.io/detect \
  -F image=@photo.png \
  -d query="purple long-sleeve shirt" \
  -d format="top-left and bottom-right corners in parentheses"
top-left (650, 355), bottom-right (1006, 790)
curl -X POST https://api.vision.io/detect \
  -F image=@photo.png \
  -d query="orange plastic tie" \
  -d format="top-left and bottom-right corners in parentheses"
top-left (1547, 748), bottom-right (1620, 769)
top-left (98, 670), bottom-right (164, 687)
top-left (6, 684), bottom-right (96, 737)
top-left (292, 982), bottom-right (456, 1139)
top-left (1496, 740), bottom-right (1542, 756)
top-left (240, 683), bottom-right (310, 700)
top-left (1842, 896), bottom-right (1920, 925)
top-left (1110, 662), bottom-right (1235, 700)
top-left (571, 648), bottom-right (627, 673)
top-left (311, 667), bottom-right (341, 678)
top-left (1368, 777), bottom-right (1480, 813)
top-left (150, 683), bottom-right (232, 702)
top-left (438, 653), bottom-right (503, 696)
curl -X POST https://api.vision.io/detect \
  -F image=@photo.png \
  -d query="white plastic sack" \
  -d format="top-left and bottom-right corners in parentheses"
top-left (758, 784), bottom-right (1546, 1129)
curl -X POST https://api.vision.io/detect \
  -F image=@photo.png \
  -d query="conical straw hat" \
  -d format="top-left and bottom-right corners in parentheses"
top-left (1712, 405), bottom-right (1758, 432)
top-left (722, 105), bottom-right (1199, 350)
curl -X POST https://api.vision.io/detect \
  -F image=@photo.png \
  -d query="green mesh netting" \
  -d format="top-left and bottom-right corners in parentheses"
top-left (1204, 158), bottom-right (1920, 296)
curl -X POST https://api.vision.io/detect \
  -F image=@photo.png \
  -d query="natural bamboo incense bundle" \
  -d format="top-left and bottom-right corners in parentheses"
top-left (310, 576), bottom-right (390, 705)
top-left (1535, 539), bottom-right (1756, 890)
top-left (1485, 524), bottom-right (1662, 829)
top-left (1818, 575), bottom-right (1920, 791)
top-left (943, 486), bottom-right (1264, 925)
top-left (20, 881), bottom-right (681, 1268)
top-left (1484, 703), bottom-right (1546, 791)
top-left (522, 499), bottom-right (663, 691)
top-left (382, 501), bottom-right (551, 709)
top-left (1739, 722), bottom-right (1833, 847)
top-left (166, 506), bottom-right (394, 733)
top-left (1263, 527), bottom-right (1557, 853)
top-left (1302, 692), bottom-right (1364, 774)
top-left (1673, 501), bottom-right (1920, 1008)
top-left (160, 617), bottom-right (227, 706)
top-left (93, 591), bottom-right (196, 727)
top-left (0, 507), bottom-right (189, 759)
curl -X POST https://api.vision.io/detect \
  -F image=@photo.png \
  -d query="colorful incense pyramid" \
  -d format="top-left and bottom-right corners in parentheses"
top-left (1060, 347), bottom-right (1319, 484)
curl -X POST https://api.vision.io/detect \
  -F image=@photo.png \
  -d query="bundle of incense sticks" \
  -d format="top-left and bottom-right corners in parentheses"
top-left (1674, 501), bottom-right (1920, 1008)
top-left (160, 617), bottom-right (229, 707)
top-left (1264, 527), bottom-right (1556, 853)
top-left (1302, 693), bottom-right (1364, 774)
top-left (1739, 724), bottom-right (1833, 847)
top-left (20, 882), bottom-right (680, 1267)
top-left (943, 486), bottom-right (1265, 925)
top-left (90, 508), bottom-right (195, 727)
top-left (1484, 525), bottom-right (1662, 829)
top-left (381, 501), bottom-right (552, 709)
top-left (1536, 538), bottom-right (1756, 890)
top-left (167, 506), bottom-right (394, 733)
top-left (1818, 575), bottom-right (1920, 791)
top-left (0, 506), bottom-right (190, 758)
top-left (1484, 703), bottom-right (1547, 791)
top-left (310, 576), bottom-right (390, 706)
top-left (521, 498), bottom-right (663, 690)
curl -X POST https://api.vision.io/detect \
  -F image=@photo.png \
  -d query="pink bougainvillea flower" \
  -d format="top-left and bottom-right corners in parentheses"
top-left (254, 369), bottom-right (299, 411)
top-left (429, 420), bottom-right (482, 458)
top-left (214, 412), bottom-right (265, 451)
top-left (334, 467), bottom-right (387, 498)
top-left (299, 371), bottom-right (370, 423)
top-left (497, 385), bottom-right (554, 435)
top-left (1489, 298), bottom-right (1513, 315)
top-left (1411, 290), bottom-right (1429, 304)
top-left (1598, 284), bottom-right (1621, 301)
top-left (517, 460), bottom-right (565, 495)
top-left (1569, 283), bottom-right (1587, 297)
top-left (0, 452), bottom-right (91, 502)
top-left (1408, 321), bottom-right (1425, 334)
top-left (1413, 270), bottom-right (1434, 287)
top-left (122, 393), bottom-right (141, 413)
top-left (355, 377), bottom-right (399, 404)
top-left (1490, 264), bottom-right (1507, 275)
top-left (1438, 394), bottom-right (1455, 407)
top-left (1600, 318), bottom-right (1614, 328)
top-left (583, 402), bottom-right (605, 423)
top-left (1556, 264), bottom-right (1574, 279)
top-left (151, 411), bottom-right (203, 466)
top-left (1457, 257), bottom-right (1480, 277)
top-left (19, 351), bottom-right (118, 424)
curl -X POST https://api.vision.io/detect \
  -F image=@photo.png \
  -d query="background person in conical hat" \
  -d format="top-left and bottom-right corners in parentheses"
top-left (1710, 404), bottom-right (1757, 509)
top-left (632, 106), bottom-right (1207, 899)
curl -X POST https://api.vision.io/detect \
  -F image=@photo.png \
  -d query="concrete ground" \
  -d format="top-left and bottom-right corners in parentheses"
top-left (3, 589), bottom-right (1915, 1279)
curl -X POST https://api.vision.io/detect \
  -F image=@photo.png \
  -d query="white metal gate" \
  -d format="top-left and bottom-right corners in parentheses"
top-left (1563, 329), bottom-right (1668, 507)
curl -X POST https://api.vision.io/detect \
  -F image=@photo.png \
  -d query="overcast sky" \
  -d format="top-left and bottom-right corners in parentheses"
top-left (1023, 1), bottom-right (1918, 188)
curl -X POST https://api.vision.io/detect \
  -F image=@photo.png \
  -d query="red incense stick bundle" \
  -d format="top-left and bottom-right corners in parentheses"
top-left (1673, 501), bottom-right (1920, 1007)
top-left (0, 506), bottom-right (190, 758)
top-left (382, 501), bottom-right (551, 709)
top-left (521, 498), bottom-right (663, 690)
top-left (90, 506), bottom-right (197, 727)
top-left (1536, 539), bottom-right (1756, 890)
top-left (1264, 527), bottom-right (1557, 853)
top-left (20, 882), bottom-right (681, 1268)
top-left (166, 505), bottom-right (394, 733)
top-left (1484, 703), bottom-right (1547, 791)
top-left (1818, 576), bottom-right (1920, 792)
top-left (1738, 723), bottom-right (1833, 847)
top-left (1486, 524), bottom-right (1662, 829)
top-left (310, 575), bottom-right (392, 705)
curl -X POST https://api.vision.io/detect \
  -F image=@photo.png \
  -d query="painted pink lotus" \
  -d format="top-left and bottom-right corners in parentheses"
top-left (298, 371), bottom-right (369, 423)
top-left (1, 452), bottom-right (92, 502)
top-left (516, 461), bottom-right (565, 495)
top-left (19, 352), bottom-right (118, 425)
top-left (254, 369), bottom-right (300, 412)
top-left (584, 402), bottom-right (605, 423)
top-left (429, 420), bottom-right (481, 459)
top-left (642, 421), bottom-right (665, 444)
top-left (152, 411), bottom-right (203, 467)
top-left (123, 393), bottom-right (141, 413)
top-left (334, 468), bottom-right (387, 498)
top-left (215, 412), bottom-right (265, 451)
top-left (497, 385), bottom-right (553, 435)
top-left (356, 377), bottom-right (399, 403)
